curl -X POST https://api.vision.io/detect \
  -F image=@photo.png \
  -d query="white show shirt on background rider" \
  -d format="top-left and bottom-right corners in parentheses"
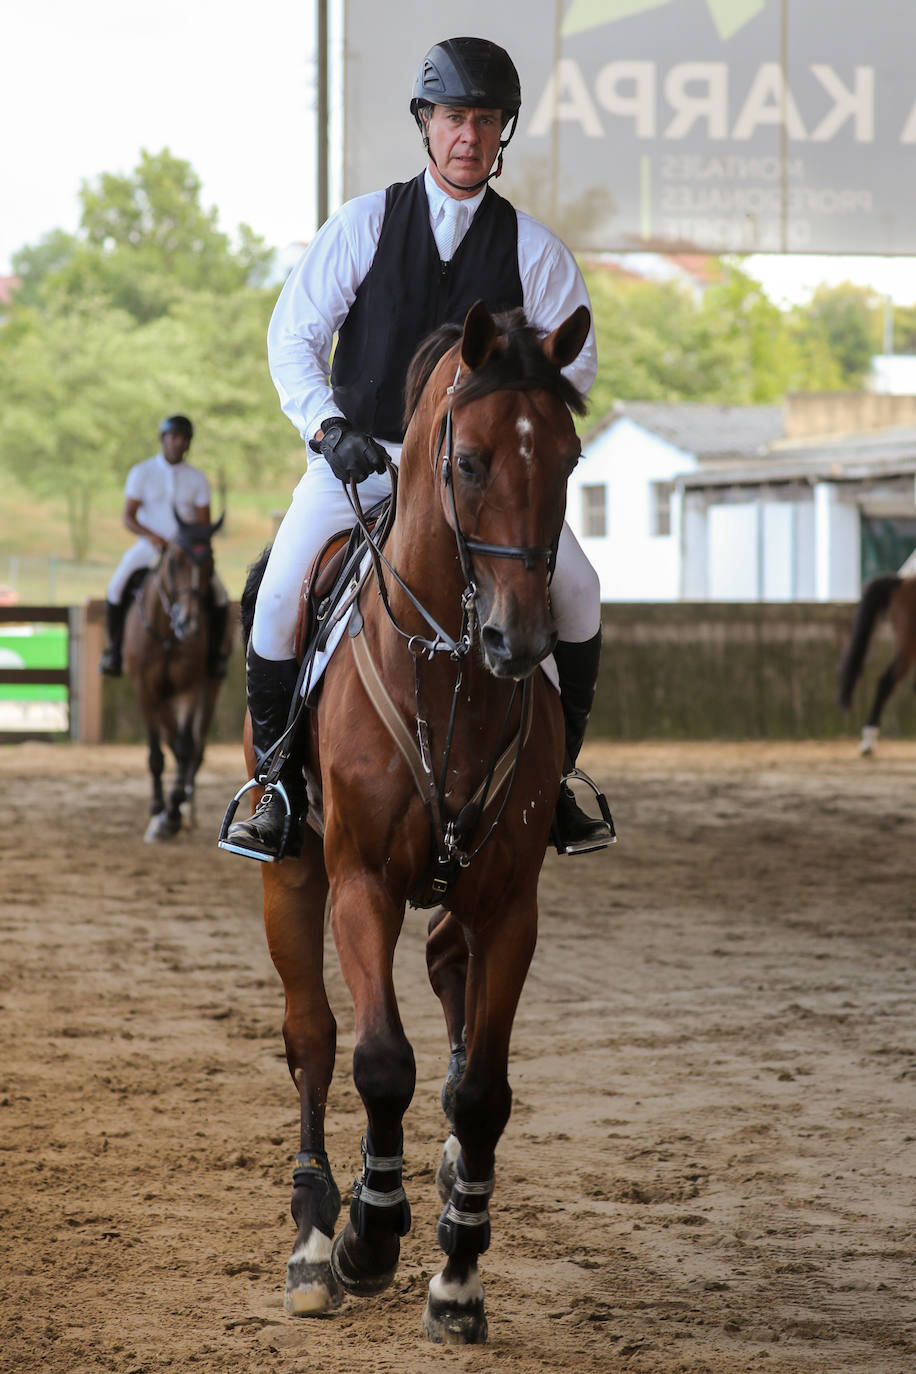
top-left (267, 168), bottom-right (598, 459)
top-left (123, 452), bottom-right (211, 543)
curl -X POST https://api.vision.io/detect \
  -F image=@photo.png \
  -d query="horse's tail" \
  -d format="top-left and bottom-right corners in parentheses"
top-left (240, 546), bottom-right (272, 650)
top-left (837, 574), bottom-right (901, 708)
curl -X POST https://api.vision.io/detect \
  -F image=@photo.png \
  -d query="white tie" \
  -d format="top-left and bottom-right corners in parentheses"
top-left (435, 198), bottom-right (462, 262)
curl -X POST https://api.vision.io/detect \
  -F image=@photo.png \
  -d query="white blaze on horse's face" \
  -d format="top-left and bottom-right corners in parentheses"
top-left (516, 415), bottom-right (534, 476)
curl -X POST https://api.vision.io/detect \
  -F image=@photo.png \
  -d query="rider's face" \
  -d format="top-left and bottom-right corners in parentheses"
top-left (161, 431), bottom-right (190, 465)
top-left (426, 105), bottom-right (503, 198)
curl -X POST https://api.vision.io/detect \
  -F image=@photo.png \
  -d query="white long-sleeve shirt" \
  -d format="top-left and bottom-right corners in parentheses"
top-left (267, 168), bottom-right (597, 458)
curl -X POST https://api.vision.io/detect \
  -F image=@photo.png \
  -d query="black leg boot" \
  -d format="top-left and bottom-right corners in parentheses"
top-left (550, 630), bottom-right (616, 856)
top-left (219, 651), bottom-right (307, 861)
top-left (207, 600), bottom-right (231, 679)
top-left (99, 600), bottom-right (126, 677)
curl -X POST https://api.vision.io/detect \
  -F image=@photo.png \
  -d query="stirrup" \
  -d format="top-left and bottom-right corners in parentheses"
top-left (552, 766), bottom-right (616, 856)
top-left (217, 777), bottom-right (294, 862)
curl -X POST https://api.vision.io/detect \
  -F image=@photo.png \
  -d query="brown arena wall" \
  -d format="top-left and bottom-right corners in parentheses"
top-left (93, 600), bottom-right (915, 744)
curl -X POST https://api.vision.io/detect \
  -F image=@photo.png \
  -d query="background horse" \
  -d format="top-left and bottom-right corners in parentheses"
top-left (242, 302), bottom-right (590, 1343)
top-left (837, 573), bottom-right (916, 753)
top-left (124, 513), bottom-right (230, 839)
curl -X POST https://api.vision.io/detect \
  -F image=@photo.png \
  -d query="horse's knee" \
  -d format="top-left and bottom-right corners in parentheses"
top-left (453, 1069), bottom-right (511, 1156)
top-left (352, 1034), bottom-right (416, 1117)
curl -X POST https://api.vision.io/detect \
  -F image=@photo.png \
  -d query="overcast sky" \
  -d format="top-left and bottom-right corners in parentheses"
top-left (4, 1), bottom-right (916, 310)
top-left (1, 0), bottom-right (320, 273)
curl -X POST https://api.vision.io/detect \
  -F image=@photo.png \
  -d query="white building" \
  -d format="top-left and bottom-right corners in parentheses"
top-left (568, 397), bottom-right (916, 603)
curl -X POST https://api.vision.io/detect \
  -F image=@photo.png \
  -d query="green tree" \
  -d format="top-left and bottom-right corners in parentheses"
top-left (892, 303), bottom-right (916, 354)
top-left (790, 283), bottom-right (880, 389)
top-left (14, 149), bottom-right (273, 322)
top-left (0, 300), bottom-right (167, 559)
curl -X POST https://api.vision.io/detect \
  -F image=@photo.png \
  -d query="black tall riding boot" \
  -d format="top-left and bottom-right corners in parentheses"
top-left (207, 600), bottom-right (231, 679)
top-left (550, 630), bottom-right (615, 855)
top-left (99, 600), bottom-right (126, 677)
top-left (220, 651), bottom-right (307, 861)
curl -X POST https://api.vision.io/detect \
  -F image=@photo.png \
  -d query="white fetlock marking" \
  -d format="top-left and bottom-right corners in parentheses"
top-left (860, 725), bottom-right (879, 755)
top-left (289, 1230), bottom-right (333, 1266)
top-left (441, 1133), bottom-right (461, 1171)
top-left (429, 1268), bottom-right (484, 1305)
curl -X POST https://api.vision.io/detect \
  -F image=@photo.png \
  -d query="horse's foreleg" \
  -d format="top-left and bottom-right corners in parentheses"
top-left (327, 876), bottom-right (415, 1299)
top-left (424, 902), bottom-right (538, 1346)
top-left (262, 832), bottom-right (342, 1315)
top-left (147, 728), bottom-right (165, 815)
top-left (426, 908), bottom-right (469, 1200)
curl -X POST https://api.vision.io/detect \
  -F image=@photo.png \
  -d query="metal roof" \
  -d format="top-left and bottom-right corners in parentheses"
top-left (590, 401), bottom-right (786, 459)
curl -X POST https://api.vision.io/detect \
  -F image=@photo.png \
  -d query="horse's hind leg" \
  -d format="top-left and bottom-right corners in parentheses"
top-left (426, 908), bottom-right (469, 1201)
top-left (861, 655), bottom-right (909, 754)
top-left (262, 827), bottom-right (342, 1315)
top-left (423, 898), bottom-right (538, 1346)
top-left (327, 877), bottom-right (416, 1299)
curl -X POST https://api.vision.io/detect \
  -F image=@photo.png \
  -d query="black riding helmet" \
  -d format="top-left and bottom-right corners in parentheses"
top-left (158, 415), bottom-right (194, 441)
top-left (410, 37), bottom-right (521, 189)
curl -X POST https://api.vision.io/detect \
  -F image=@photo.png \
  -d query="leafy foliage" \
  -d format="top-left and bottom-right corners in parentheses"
top-left (0, 147), bottom-right (893, 561)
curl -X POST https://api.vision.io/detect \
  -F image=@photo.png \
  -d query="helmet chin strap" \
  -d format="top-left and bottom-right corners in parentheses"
top-left (425, 144), bottom-right (504, 194)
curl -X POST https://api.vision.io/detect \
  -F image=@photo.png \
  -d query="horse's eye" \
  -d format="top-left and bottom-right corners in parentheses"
top-left (455, 449), bottom-right (484, 481)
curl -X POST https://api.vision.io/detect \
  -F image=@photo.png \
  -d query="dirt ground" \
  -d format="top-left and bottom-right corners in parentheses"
top-left (2, 738), bottom-right (915, 1374)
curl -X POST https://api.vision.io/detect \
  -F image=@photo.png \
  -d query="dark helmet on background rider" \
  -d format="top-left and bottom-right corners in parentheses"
top-left (410, 37), bottom-right (522, 152)
top-left (158, 415), bottom-right (194, 441)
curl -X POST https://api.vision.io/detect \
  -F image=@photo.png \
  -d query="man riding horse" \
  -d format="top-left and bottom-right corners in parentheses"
top-left (221, 36), bottom-right (614, 862)
top-left (100, 414), bottom-right (229, 679)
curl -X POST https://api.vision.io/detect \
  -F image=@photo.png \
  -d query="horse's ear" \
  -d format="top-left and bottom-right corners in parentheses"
top-left (460, 300), bottom-right (499, 371)
top-left (210, 512), bottom-right (225, 537)
top-left (173, 506), bottom-right (188, 530)
top-left (542, 305), bottom-right (591, 370)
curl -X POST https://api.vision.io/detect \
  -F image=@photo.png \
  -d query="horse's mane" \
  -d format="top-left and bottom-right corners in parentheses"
top-left (403, 308), bottom-right (587, 428)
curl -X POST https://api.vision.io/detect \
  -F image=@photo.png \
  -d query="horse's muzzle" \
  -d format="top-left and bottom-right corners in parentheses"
top-left (480, 622), bottom-right (557, 680)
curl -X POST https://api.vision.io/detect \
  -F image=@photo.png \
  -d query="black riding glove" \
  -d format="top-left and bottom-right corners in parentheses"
top-left (309, 417), bottom-right (388, 483)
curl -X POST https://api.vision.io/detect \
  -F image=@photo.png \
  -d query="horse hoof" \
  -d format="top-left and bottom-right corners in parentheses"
top-left (144, 811), bottom-right (180, 843)
top-left (436, 1133), bottom-right (461, 1204)
top-left (285, 1241), bottom-right (343, 1316)
top-left (422, 1291), bottom-right (488, 1345)
top-left (330, 1226), bottom-right (399, 1297)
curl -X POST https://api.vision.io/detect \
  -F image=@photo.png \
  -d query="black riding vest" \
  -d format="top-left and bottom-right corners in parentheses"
top-left (330, 173), bottom-right (523, 443)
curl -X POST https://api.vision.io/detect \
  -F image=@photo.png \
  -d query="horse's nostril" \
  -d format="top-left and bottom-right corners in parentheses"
top-left (481, 625), bottom-right (510, 662)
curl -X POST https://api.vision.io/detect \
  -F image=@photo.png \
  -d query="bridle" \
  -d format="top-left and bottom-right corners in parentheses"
top-left (140, 541), bottom-right (210, 647)
top-left (342, 358), bottom-right (558, 665)
top-left (331, 356), bottom-right (561, 894)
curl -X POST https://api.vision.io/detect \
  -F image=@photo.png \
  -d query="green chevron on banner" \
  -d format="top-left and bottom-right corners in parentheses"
top-left (562, 0), bottom-right (766, 41)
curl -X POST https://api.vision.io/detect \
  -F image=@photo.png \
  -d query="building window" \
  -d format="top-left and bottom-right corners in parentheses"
top-left (581, 484), bottom-right (607, 537)
top-left (650, 481), bottom-right (674, 536)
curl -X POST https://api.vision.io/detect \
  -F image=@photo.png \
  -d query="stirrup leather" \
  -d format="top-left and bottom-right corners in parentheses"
top-left (217, 777), bottom-right (295, 862)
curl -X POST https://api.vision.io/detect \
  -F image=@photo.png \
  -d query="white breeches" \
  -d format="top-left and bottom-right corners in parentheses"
top-left (106, 541), bottom-right (158, 603)
top-left (250, 457), bottom-right (601, 661)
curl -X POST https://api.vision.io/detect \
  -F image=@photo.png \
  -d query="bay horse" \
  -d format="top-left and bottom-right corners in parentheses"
top-left (239, 302), bottom-right (591, 1342)
top-left (123, 512), bottom-right (230, 840)
top-left (837, 573), bottom-right (916, 753)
